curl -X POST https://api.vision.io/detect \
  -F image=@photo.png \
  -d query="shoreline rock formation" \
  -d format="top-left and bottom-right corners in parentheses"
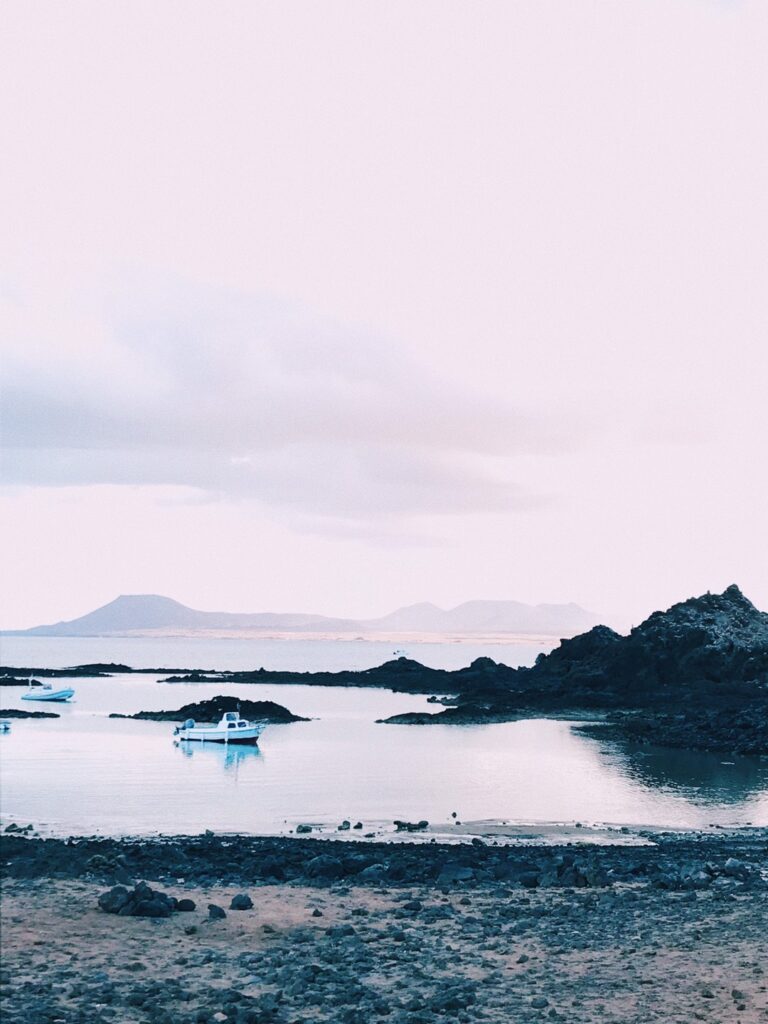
top-left (380, 586), bottom-right (768, 754)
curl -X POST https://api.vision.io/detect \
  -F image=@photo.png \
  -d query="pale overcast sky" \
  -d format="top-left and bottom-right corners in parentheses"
top-left (1, 0), bottom-right (767, 630)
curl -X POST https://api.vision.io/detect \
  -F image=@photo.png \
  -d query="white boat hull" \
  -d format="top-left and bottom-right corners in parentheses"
top-left (176, 726), bottom-right (263, 743)
top-left (21, 688), bottom-right (75, 702)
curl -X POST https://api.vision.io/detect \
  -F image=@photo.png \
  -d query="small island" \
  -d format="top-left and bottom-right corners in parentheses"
top-left (109, 694), bottom-right (308, 724)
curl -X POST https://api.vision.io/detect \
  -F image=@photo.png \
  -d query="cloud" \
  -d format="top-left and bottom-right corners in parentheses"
top-left (1, 274), bottom-right (567, 525)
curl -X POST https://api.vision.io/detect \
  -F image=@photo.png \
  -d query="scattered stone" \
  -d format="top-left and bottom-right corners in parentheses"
top-left (229, 893), bottom-right (253, 911)
top-left (208, 904), bottom-right (227, 920)
top-left (97, 882), bottom-right (176, 918)
top-left (403, 899), bottom-right (423, 912)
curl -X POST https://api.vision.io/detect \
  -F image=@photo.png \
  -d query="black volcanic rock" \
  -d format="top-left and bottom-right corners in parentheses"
top-left (109, 695), bottom-right (308, 723)
top-left (163, 657), bottom-right (455, 694)
top-left (579, 704), bottom-right (768, 757)
top-left (0, 664), bottom-right (132, 681)
top-left (0, 708), bottom-right (60, 719)
top-left (382, 586), bottom-right (768, 753)
top-left (520, 585), bottom-right (768, 702)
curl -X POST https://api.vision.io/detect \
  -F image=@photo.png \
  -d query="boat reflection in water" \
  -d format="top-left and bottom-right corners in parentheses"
top-left (174, 738), bottom-right (263, 774)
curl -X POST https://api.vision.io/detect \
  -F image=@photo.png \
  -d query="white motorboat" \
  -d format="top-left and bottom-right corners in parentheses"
top-left (21, 680), bottom-right (75, 702)
top-left (173, 710), bottom-right (264, 744)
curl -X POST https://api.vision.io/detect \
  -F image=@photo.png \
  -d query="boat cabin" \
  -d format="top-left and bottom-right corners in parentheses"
top-left (223, 712), bottom-right (252, 730)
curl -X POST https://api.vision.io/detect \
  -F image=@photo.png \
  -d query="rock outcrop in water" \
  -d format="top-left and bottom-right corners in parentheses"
top-left (161, 658), bottom-right (457, 692)
top-left (382, 586), bottom-right (768, 754)
top-left (0, 664), bottom-right (133, 684)
top-left (0, 708), bottom-right (60, 719)
top-left (109, 695), bottom-right (308, 723)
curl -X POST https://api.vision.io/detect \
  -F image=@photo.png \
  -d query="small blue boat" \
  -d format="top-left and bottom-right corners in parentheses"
top-left (21, 679), bottom-right (75, 703)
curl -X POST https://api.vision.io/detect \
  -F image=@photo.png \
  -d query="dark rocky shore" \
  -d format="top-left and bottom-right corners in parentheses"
top-left (3, 829), bottom-right (767, 892)
top-left (381, 586), bottom-right (768, 755)
top-left (2, 830), bottom-right (767, 1024)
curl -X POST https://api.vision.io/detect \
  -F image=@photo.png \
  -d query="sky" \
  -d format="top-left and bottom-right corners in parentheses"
top-left (1, 0), bottom-right (767, 631)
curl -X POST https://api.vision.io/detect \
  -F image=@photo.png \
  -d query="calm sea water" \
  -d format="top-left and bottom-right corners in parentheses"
top-left (1, 637), bottom-right (766, 836)
top-left (0, 634), bottom-right (552, 673)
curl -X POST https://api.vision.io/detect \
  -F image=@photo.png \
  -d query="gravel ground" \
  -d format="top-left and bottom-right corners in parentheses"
top-left (1, 832), bottom-right (767, 1024)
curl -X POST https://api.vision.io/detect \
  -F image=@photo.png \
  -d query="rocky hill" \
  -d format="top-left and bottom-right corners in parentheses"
top-left (517, 584), bottom-right (768, 703)
top-left (382, 586), bottom-right (768, 754)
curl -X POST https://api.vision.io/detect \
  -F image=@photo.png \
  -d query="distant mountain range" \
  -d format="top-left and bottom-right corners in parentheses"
top-left (6, 594), bottom-right (600, 639)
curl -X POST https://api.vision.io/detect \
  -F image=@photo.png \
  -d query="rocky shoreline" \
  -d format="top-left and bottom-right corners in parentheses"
top-left (378, 586), bottom-right (768, 755)
top-left (2, 830), bottom-right (767, 1023)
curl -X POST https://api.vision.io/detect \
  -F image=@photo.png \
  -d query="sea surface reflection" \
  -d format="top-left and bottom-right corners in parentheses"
top-left (2, 637), bottom-right (766, 836)
top-left (586, 730), bottom-right (768, 805)
top-left (174, 739), bottom-right (264, 773)
top-left (0, 671), bottom-right (765, 837)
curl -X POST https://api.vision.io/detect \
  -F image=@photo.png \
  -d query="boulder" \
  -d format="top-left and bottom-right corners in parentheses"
top-left (230, 893), bottom-right (254, 911)
top-left (305, 854), bottom-right (345, 880)
top-left (357, 863), bottom-right (387, 883)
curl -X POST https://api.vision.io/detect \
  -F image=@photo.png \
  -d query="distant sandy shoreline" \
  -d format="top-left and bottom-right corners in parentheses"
top-left (7, 629), bottom-right (561, 645)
